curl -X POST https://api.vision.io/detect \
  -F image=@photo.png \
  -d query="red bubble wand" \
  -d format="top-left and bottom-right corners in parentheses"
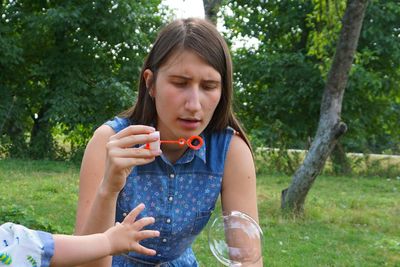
top-left (145, 132), bottom-right (203, 151)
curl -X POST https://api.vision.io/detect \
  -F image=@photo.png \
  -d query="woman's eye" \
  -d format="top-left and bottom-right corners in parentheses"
top-left (173, 81), bottom-right (186, 87)
top-left (202, 83), bottom-right (218, 90)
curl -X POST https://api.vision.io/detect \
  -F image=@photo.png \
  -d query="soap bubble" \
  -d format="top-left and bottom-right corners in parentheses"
top-left (208, 211), bottom-right (264, 266)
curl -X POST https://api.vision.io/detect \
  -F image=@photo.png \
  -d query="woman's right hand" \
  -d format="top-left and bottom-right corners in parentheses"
top-left (101, 125), bottom-right (161, 195)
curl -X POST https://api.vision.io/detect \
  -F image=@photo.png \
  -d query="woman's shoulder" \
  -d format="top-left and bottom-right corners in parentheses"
top-left (203, 127), bottom-right (236, 165)
top-left (228, 133), bottom-right (252, 155)
top-left (207, 127), bottom-right (235, 139)
top-left (103, 116), bottom-right (133, 133)
top-left (89, 117), bottom-right (132, 144)
top-left (211, 127), bottom-right (252, 161)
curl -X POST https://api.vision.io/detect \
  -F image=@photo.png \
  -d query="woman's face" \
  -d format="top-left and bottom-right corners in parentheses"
top-left (144, 49), bottom-right (222, 141)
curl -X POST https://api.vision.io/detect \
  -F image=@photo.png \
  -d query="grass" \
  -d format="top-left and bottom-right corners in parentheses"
top-left (0, 158), bottom-right (399, 266)
top-left (0, 159), bottom-right (79, 233)
top-left (257, 174), bottom-right (400, 266)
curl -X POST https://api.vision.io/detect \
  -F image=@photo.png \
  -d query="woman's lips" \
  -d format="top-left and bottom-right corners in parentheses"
top-left (178, 118), bottom-right (201, 129)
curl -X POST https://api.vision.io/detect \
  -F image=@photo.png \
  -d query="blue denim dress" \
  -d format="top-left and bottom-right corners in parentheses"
top-left (104, 117), bottom-right (233, 267)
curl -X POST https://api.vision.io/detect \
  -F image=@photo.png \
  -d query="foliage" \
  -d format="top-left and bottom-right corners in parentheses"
top-left (1, 0), bottom-right (399, 165)
top-left (221, 0), bottom-right (400, 158)
top-left (254, 148), bottom-right (400, 178)
top-left (0, 0), bottom-right (165, 160)
top-left (342, 1), bottom-right (400, 155)
top-left (0, 203), bottom-right (62, 233)
top-left (254, 147), bottom-right (304, 176)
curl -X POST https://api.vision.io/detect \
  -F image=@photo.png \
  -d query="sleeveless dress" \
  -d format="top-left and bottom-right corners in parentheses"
top-left (105, 117), bottom-right (233, 267)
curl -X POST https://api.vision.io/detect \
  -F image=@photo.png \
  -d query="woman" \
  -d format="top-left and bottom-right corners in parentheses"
top-left (75, 18), bottom-right (260, 266)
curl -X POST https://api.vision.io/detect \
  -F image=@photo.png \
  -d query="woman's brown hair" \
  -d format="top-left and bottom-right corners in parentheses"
top-left (122, 18), bottom-right (252, 151)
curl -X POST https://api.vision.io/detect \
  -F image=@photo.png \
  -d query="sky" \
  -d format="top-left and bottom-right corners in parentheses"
top-left (161, 0), bottom-right (259, 50)
top-left (162, 0), bottom-right (205, 18)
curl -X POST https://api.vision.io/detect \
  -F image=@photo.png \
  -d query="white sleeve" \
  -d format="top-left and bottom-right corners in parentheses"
top-left (0, 222), bottom-right (54, 267)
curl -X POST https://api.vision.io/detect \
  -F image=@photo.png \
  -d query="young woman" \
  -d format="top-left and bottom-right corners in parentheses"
top-left (75, 18), bottom-right (260, 266)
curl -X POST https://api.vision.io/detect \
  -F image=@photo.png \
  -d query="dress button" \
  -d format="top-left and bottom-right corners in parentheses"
top-left (169, 174), bottom-right (175, 178)
top-left (168, 196), bottom-right (173, 201)
top-left (122, 212), bottom-right (127, 217)
top-left (162, 238), bottom-right (167, 243)
top-left (157, 253), bottom-right (161, 257)
top-left (166, 218), bottom-right (171, 223)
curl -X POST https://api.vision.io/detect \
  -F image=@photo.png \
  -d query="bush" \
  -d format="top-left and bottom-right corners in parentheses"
top-left (255, 148), bottom-right (400, 178)
top-left (0, 201), bottom-right (61, 233)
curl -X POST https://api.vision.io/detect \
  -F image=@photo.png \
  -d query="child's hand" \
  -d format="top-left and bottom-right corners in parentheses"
top-left (104, 203), bottom-right (160, 255)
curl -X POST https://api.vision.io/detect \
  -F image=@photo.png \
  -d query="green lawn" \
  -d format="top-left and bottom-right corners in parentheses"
top-left (0, 159), bottom-right (399, 266)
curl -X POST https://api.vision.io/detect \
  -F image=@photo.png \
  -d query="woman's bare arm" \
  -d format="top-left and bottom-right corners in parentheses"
top-left (75, 124), bottom-right (160, 267)
top-left (221, 134), bottom-right (262, 266)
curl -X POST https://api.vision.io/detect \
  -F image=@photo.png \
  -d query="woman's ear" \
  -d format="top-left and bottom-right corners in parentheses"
top-left (143, 69), bottom-right (154, 97)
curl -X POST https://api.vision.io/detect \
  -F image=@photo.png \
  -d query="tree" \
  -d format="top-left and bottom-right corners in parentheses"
top-left (221, 0), bottom-right (399, 174)
top-left (340, 1), bottom-right (400, 155)
top-left (222, 0), bottom-right (332, 149)
top-left (281, 0), bottom-right (369, 213)
top-left (0, 0), bottom-right (30, 157)
top-left (203, 0), bottom-right (222, 24)
top-left (220, 0), bottom-right (400, 212)
top-left (0, 0), bottom-right (164, 159)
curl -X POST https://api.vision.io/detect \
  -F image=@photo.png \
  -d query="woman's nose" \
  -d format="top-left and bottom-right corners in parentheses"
top-left (184, 87), bottom-right (202, 112)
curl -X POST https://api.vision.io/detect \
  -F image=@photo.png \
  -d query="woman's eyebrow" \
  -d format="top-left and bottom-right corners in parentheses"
top-left (169, 75), bottom-right (192, 80)
top-left (168, 75), bottom-right (221, 83)
top-left (203, 80), bottom-right (221, 85)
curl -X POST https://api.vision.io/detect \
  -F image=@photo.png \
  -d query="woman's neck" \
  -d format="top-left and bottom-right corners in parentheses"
top-left (160, 144), bottom-right (187, 163)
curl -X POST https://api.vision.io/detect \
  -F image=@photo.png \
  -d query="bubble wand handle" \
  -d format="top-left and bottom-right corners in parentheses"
top-left (160, 139), bottom-right (186, 146)
top-left (145, 135), bottom-right (203, 150)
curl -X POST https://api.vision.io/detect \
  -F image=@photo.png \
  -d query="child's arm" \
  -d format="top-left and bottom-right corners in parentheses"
top-left (50, 203), bottom-right (159, 267)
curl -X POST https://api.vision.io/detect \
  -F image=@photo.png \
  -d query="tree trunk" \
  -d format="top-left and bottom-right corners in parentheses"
top-left (29, 104), bottom-right (54, 159)
top-left (281, 0), bottom-right (369, 214)
top-left (203, 0), bottom-right (221, 25)
top-left (28, 27), bottom-right (67, 159)
top-left (2, 96), bottom-right (29, 158)
top-left (331, 141), bottom-right (352, 175)
top-left (7, 119), bottom-right (29, 158)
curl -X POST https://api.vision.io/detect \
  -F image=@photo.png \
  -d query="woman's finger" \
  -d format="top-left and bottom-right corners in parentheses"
top-left (110, 125), bottom-right (155, 141)
top-left (108, 157), bottom-right (157, 170)
top-left (108, 133), bottom-right (159, 149)
top-left (108, 147), bottom-right (160, 159)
